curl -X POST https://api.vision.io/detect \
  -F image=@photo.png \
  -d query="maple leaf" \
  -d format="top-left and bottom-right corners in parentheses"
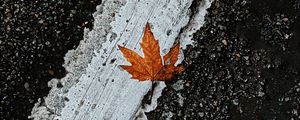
top-left (118, 23), bottom-right (184, 81)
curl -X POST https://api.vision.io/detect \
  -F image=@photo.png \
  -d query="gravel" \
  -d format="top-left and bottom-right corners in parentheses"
top-left (0, 0), bottom-right (101, 119)
top-left (147, 0), bottom-right (300, 119)
top-left (1, 0), bottom-right (299, 119)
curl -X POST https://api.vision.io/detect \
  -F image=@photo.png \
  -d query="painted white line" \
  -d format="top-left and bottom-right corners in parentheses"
top-left (136, 1), bottom-right (213, 119)
top-left (30, 0), bottom-right (213, 120)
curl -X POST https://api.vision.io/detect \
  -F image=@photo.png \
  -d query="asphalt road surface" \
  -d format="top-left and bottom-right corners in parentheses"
top-left (1, 0), bottom-right (299, 119)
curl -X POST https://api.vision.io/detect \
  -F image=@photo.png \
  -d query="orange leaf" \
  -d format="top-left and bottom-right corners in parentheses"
top-left (118, 23), bottom-right (184, 81)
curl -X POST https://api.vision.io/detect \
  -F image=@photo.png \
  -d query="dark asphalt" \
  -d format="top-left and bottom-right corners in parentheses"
top-left (1, 0), bottom-right (299, 120)
top-left (147, 0), bottom-right (300, 119)
top-left (0, 0), bottom-right (101, 119)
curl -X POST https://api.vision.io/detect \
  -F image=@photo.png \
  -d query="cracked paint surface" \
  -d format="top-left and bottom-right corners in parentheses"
top-left (30, 0), bottom-right (212, 119)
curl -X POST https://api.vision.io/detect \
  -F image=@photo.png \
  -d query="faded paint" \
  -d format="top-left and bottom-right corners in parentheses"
top-left (30, 0), bottom-right (213, 120)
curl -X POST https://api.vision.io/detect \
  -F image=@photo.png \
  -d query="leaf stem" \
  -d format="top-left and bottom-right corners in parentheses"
top-left (149, 81), bottom-right (155, 103)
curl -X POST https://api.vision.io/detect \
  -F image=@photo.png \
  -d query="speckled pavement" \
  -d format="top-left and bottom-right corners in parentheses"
top-left (0, 0), bottom-right (101, 119)
top-left (1, 0), bottom-right (300, 119)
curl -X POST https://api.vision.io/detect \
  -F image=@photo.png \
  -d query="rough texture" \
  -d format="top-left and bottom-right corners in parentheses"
top-left (147, 0), bottom-right (300, 119)
top-left (0, 0), bottom-right (101, 119)
top-left (30, 0), bottom-right (212, 119)
top-left (2, 0), bottom-right (299, 119)
top-left (29, 1), bottom-right (124, 119)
